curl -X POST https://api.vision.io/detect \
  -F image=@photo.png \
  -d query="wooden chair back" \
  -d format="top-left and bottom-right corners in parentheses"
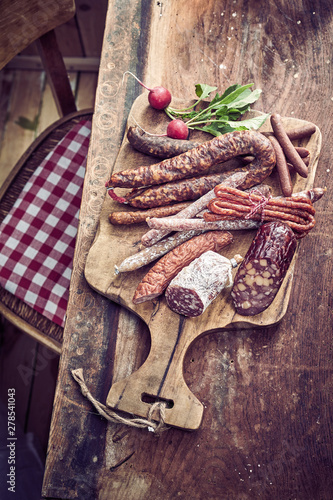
top-left (0, 0), bottom-right (76, 115)
top-left (0, 0), bottom-right (75, 69)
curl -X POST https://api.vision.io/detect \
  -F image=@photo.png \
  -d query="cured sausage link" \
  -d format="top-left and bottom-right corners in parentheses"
top-left (109, 202), bottom-right (191, 225)
top-left (231, 221), bottom-right (297, 316)
top-left (146, 217), bottom-right (259, 232)
top-left (128, 125), bottom-right (314, 160)
top-left (108, 130), bottom-right (276, 189)
top-left (124, 172), bottom-right (237, 208)
top-left (127, 126), bottom-right (202, 158)
top-left (132, 230), bottom-right (233, 304)
top-left (124, 152), bottom-right (276, 209)
top-left (115, 230), bottom-right (203, 273)
top-left (268, 134), bottom-right (293, 197)
top-left (285, 124), bottom-right (316, 141)
top-left (290, 187), bottom-right (325, 203)
top-left (165, 251), bottom-right (242, 317)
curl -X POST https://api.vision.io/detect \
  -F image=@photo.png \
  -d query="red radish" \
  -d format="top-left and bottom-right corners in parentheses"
top-left (131, 120), bottom-right (189, 141)
top-left (148, 86), bottom-right (172, 110)
top-left (166, 119), bottom-right (189, 139)
top-left (124, 71), bottom-right (171, 110)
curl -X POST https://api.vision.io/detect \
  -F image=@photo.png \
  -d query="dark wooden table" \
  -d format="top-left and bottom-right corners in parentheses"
top-left (42, 1), bottom-right (333, 498)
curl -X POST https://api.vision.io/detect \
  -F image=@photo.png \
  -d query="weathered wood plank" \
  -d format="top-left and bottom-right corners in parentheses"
top-left (0, 70), bottom-right (42, 186)
top-left (76, 72), bottom-right (99, 110)
top-left (43, 0), bottom-right (333, 498)
top-left (25, 343), bottom-right (60, 454)
top-left (53, 17), bottom-right (83, 58)
top-left (0, 320), bottom-right (36, 431)
top-left (75, 0), bottom-right (109, 58)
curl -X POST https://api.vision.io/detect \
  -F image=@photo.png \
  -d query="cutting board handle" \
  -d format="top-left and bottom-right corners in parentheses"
top-left (106, 304), bottom-right (205, 430)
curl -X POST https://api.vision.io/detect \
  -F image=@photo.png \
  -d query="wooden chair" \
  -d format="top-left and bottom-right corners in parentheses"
top-left (0, 0), bottom-right (95, 353)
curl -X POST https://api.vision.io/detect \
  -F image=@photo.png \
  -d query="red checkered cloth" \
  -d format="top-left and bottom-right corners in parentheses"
top-left (0, 120), bottom-right (92, 327)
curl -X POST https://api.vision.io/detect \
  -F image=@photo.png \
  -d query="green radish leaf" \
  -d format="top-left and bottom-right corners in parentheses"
top-left (218, 84), bottom-right (254, 105)
top-left (200, 122), bottom-right (235, 136)
top-left (219, 83), bottom-right (242, 100)
top-left (226, 113), bottom-right (270, 130)
top-left (226, 89), bottom-right (263, 109)
top-left (195, 83), bottom-right (218, 99)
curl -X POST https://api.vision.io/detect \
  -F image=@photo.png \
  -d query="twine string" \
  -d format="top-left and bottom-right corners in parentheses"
top-left (71, 368), bottom-right (168, 434)
top-left (245, 189), bottom-right (272, 222)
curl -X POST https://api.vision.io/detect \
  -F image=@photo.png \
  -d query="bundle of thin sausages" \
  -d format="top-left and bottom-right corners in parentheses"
top-left (265, 113), bottom-right (315, 196)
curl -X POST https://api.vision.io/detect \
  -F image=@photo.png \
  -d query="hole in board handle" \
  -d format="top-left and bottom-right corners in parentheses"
top-left (141, 393), bottom-right (174, 409)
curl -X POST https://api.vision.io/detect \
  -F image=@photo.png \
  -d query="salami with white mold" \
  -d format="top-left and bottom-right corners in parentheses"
top-left (231, 221), bottom-right (297, 316)
top-left (165, 251), bottom-right (242, 317)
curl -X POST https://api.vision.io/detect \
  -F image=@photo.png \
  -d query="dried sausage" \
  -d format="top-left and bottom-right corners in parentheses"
top-left (132, 231), bottom-right (233, 304)
top-left (206, 185), bottom-right (317, 238)
top-left (115, 230), bottom-right (203, 273)
top-left (124, 171), bottom-right (245, 208)
top-left (291, 187), bottom-right (325, 203)
top-left (295, 146), bottom-right (310, 158)
top-left (146, 216), bottom-right (259, 232)
top-left (127, 126), bottom-right (202, 158)
top-left (165, 251), bottom-right (242, 317)
top-left (231, 221), bottom-right (297, 316)
top-left (268, 134), bottom-right (293, 197)
top-left (285, 124), bottom-right (316, 141)
top-left (270, 114), bottom-right (308, 178)
top-left (109, 202), bottom-right (191, 225)
top-left (108, 130), bottom-right (276, 189)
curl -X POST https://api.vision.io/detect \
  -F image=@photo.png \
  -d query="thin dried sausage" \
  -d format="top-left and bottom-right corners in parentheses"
top-left (290, 187), bottom-right (325, 203)
top-left (285, 124), bottom-right (316, 141)
top-left (268, 134), bottom-right (293, 197)
top-left (127, 126), bottom-right (201, 158)
top-left (109, 202), bottom-right (191, 225)
top-left (146, 216), bottom-right (259, 232)
top-left (115, 230), bottom-right (203, 273)
top-left (206, 185), bottom-right (317, 238)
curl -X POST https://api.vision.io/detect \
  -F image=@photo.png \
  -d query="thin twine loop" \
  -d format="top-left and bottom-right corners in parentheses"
top-left (71, 368), bottom-right (169, 434)
top-left (245, 189), bottom-right (271, 222)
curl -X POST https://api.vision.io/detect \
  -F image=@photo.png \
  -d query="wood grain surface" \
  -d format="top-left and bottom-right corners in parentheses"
top-left (43, 0), bottom-right (333, 498)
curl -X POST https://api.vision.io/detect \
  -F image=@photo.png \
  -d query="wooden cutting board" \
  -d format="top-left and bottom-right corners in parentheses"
top-left (84, 93), bottom-right (322, 430)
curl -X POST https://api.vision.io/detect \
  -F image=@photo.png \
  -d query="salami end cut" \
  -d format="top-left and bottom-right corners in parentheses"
top-left (231, 221), bottom-right (297, 316)
top-left (165, 251), bottom-right (241, 317)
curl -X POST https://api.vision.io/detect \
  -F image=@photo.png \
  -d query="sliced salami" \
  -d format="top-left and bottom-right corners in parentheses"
top-left (231, 221), bottom-right (297, 316)
top-left (165, 251), bottom-right (242, 317)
